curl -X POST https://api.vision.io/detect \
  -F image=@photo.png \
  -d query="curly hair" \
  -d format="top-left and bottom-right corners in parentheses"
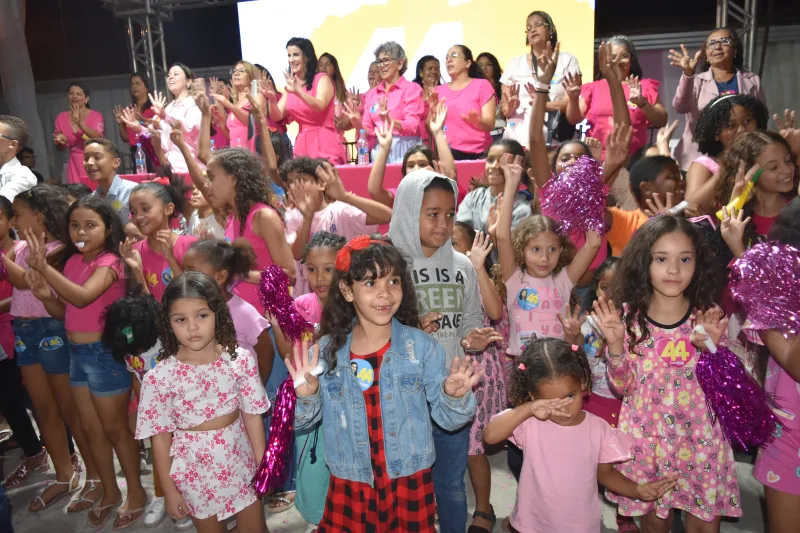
top-left (103, 292), bottom-right (161, 364)
top-left (159, 271), bottom-right (239, 361)
top-left (131, 175), bottom-right (189, 221)
top-left (279, 156), bottom-right (324, 184)
top-left (209, 148), bottom-right (278, 236)
top-left (612, 215), bottom-right (720, 352)
top-left (768, 196), bottom-right (800, 249)
top-left (507, 338), bottom-right (592, 406)
top-left (510, 215), bottom-right (575, 274)
top-left (317, 238), bottom-right (419, 371)
top-left (303, 231), bottom-right (346, 263)
top-left (694, 94), bottom-right (768, 157)
top-left (59, 195), bottom-right (125, 271)
top-left (187, 238), bottom-right (257, 284)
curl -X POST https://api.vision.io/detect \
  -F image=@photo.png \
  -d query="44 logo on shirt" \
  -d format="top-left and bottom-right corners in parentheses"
top-left (656, 337), bottom-right (696, 368)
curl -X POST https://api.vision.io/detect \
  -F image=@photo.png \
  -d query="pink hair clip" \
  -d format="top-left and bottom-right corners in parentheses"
top-left (571, 344), bottom-right (579, 352)
top-left (518, 363), bottom-right (526, 371)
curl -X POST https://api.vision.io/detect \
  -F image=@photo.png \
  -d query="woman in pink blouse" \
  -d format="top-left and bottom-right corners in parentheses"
top-left (264, 38), bottom-right (345, 164)
top-left (113, 74), bottom-right (157, 171)
top-left (212, 61), bottom-right (265, 152)
top-left (434, 45), bottom-right (497, 160)
top-left (565, 36), bottom-right (668, 157)
top-left (346, 41), bottom-right (425, 163)
top-left (54, 83), bottom-right (104, 186)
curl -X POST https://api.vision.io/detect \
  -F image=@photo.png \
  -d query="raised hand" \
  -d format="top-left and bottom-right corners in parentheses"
top-left (375, 122), bottom-right (393, 152)
top-left (24, 269), bottom-right (53, 302)
top-left (169, 120), bottom-right (185, 147)
top-left (283, 71), bottom-right (301, 94)
top-left (691, 306), bottom-right (728, 350)
top-left (598, 41), bottom-right (623, 85)
top-left (534, 41), bottom-right (561, 85)
top-left (627, 75), bottom-right (646, 108)
top-left (499, 153), bottom-right (526, 189)
top-left (287, 181), bottom-right (316, 219)
top-left (557, 305), bottom-right (585, 341)
top-left (506, 84), bottom-right (521, 113)
top-left (113, 105), bottom-right (126, 125)
top-left (591, 297), bottom-right (625, 354)
top-left (523, 82), bottom-right (537, 102)
top-left (284, 339), bottom-right (320, 397)
top-left (585, 137), bottom-right (603, 161)
top-left (209, 92), bottom-right (231, 109)
top-left (316, 162), bottom-right (347, 201)
top-left (120, 106), bottom-right (141, 128)
top-left (528, 397), bottom-right (574, 421)
top-left (148, 90), bottom-right (167, 117)
top-left (347, 87), bottom-right (361, 108)
top-left (720, 206), bottom-right (751, 249)
top-left (561, 72), bottom-right (582, 101)
top-left (487, 196), bottom-right (502, 240)
top-left (467, 231), bottom-right (493, 271)
top-left (193, 91), bottom-right (210, 115)
top-left (156, 230), bottom-right (176, 261)
top-left (462, 109), bottom-right (481, 127)
top-left (69, 104), bottom-right (82, 125)
top-left (729, 162), bottom-right (759, 205)
top-left (22, 228), bottom-right (48, 271)
top-left (443, 356), bottom-right (482, 398)
top-left (53, 130), bottom-right (67, 146)
top-left (774, 109), bottom-right (800, 155)
top-left (636, 473), bottom-right (679, 501)
top-left (119, 237), bottom-right (143, 273)
top-left (461, 327), bottom-right (503, 352)
top-left (430, 101), bottom-right (448, 137)
top-left (585, 229), bottom-right (602, 248)
top-left (259, 76), bottom-right (277, 103)
top-left (668, 44), bottom-right (703, 77)
top-left (656, 120), bottom-right (680, 154)
top-left (604, 123), bottom-right (633, 172)
top-left (643, 192), bottom-right (676, 217)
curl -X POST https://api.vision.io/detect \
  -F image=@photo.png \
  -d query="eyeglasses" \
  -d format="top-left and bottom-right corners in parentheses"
top-left (375, 58), bottom-right (396, 68)
top-left (229, 68), bottom-right (248, 75)
top-left (447, 52), bottom-right (462, 60)
top-left (0, 133), bottom-right (16, 142)
top-left (706, 37), bottom-right (733, 49)
top-left (526, 21), bottom-right (550, 31)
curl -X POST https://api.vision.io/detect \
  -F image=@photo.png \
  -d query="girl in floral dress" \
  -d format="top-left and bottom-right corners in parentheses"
top-left (591, 215), bottom-right (742, 532)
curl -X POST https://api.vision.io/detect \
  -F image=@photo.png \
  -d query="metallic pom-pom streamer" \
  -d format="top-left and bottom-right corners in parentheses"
top-left (258, 265), bottom-right (313, 343)
top-left (729, 242), bottom-right (800, 338)
top-left (541, 155), bottom-right (607, 236)
top-left (0, 257), bottom-right (7, 281)
top-left (696, 347), bottom-right (780, 450)
top-left (251, 377), bottom-right (296, 497)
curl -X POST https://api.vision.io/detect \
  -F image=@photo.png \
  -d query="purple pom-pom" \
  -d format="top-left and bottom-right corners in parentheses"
top-left (259, 265), bottom-right (313, 343)
top-left (541, 155), bottom-right (607, 236)
top-left (252, 377), bottom-right (296, 496)
top-left (696, 346), bottom-right (780, 450)
top-left (729, 242), bottom-right (800, 338)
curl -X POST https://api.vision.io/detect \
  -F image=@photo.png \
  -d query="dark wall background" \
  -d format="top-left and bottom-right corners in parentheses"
top-left (23, 0), bottom-right (800, 81)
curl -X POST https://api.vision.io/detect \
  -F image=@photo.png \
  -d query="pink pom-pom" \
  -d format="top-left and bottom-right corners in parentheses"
top-left (729, 242), bottom-right (800, 338)
top-left (252, 377), bottom-right (296, 496)
top-left (0, 257), bottom-right (7, 282)
top-left (258, 265), bottom-right (313, 343)
top-left (696, 346), bottom-right (780, 450)
top-left (541, 155), bottom-right (607, 236)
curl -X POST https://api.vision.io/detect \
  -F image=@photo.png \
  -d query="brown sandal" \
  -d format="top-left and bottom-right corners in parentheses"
top-left (2, 449), bottom-right (49, 488)
top-left (28, 471), bottom-right (80, 513)
top-left (88, 499), bottom-right (123, 528)
top-left (113, 504), bottom-right (147, 530)
top-left (68, 479), bottom-right (104, 513)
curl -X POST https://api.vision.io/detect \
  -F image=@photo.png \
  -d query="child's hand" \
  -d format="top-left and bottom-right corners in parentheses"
top-left (499, 153), bottom-right (525, 190)
top-left (585, 229), bottom-right (602, 249)
top-left (466, 231), bottom-right (493, 271)
top-left (729, 162), bottom-right (759, 205)
top-left (24, 270), bottom-right (53, 302)
top-left (487, 195), bottom-right (502, 241)
top-left (430, 101), bottom-right (448, 136)
top-left (461, 327), bottom-right (503, 352)
top-left (603, 123), bottom-right (633, 172)
top-left (691, 306), bottom-right (728, 351)
top-left (585, 137), bottom-right (603, 162)
top-left (528, 397), bottom-right (574, 421)
top-left (119, 237), bottom-right (143, 273)
top-left (444, 356), bottom-right (482, 398)
top-left (169, 120), bottom-right (185, 147)
top-left (375, 122), bottom-right (393, 152)
top-left (164, 490), bottom-right (189, 521)
top-left (591, 297), bottom-right (625, 355)
top-left (22, 228), bottom-right (48, 272)
top-left (156, 230), bottom-right (176, 261)
top-left (284, 339), bottom-right (320, 397)
top-left (557, 305), bottom-right (585, 341)
top-left (419, 312), bottom-right (442, 334)
top-left (316, 162), bottom-right (348, 202)
top-left (635, 473), bottom-right (679, 501)
top-left (720, 206), bottom-right (751, 246)
top-left (287, 181), bottom-right (316, 220)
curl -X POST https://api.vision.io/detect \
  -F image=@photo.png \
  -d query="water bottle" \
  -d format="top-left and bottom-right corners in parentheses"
top-left (357, 129), bottom-right (369, 166)
top-left (210, 139), bottom-right (216, 153)
top-left (135, 143), bottom-right (147, 175)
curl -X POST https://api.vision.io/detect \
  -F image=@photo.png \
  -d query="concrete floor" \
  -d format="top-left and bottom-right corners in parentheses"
top-left (4, 447), bottom-right (767, 533)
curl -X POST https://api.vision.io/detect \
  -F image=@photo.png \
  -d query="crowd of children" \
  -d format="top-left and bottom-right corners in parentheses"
top-left (1, 33), bottom-right (799, 533)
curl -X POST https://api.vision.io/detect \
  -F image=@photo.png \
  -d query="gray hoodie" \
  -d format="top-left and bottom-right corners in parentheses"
top-left (388, 170), bottom-right (483, 366)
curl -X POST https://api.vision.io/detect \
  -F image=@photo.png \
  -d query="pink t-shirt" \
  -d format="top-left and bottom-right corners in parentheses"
top-left (581, 78), bottom-right (661, 157)
top-left (434, 78), bottom-right (496, 154)
top-left (507, 411), bottom-right (633, 533)
top-left (226, 203), bottom-right (275, 314)
top-left (285, 201), bottom-right (378, 296)
top-left (505, 268), bottom-right (574, 356)
top-left (64, 252), bottom-right (125, 333)
top-left (227, 294), bottom-right (269, 356)
top-left (134, 235), bottom-right (197, 302)
top-left (294, 292), bottom-right (323, 328)
top-left (10, 241), bottom-right (64, 318)
top-left (361, 77), bottom-right (425, 146)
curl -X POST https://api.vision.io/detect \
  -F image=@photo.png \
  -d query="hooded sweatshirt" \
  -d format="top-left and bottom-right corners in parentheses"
top-left (388, 170), bottom-right (483, 366)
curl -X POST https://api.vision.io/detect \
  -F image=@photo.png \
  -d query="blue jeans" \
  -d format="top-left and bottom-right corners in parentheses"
top-left (432, 423), bottom-right (470, 533)
top-left (69, 341), bottom-right (131, 397)
top-left (15, 317), bottom-right (70, 375)
top-left (262, 329), bottom-right (296, 492)
top-left (0, 483), bottom-right (12, 533)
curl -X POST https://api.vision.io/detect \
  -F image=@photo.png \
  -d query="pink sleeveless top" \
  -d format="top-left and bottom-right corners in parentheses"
top-left (226, 100), bottom-right (256, 151)
top-left (226, 202), bottom-right (275, 314)
top-left (285, 73), bottom-right (345, 164)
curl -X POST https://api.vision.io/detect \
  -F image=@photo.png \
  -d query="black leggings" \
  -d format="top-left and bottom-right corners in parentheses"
top-left (0, 358), bottom-right (43, 458)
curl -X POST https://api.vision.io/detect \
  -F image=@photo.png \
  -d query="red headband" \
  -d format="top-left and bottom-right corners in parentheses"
top-left (335, 235), bottom-right (386, 272)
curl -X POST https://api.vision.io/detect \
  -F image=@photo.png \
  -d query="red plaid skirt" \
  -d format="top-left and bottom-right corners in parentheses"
top-left (317, 343), bottom-right (436, 533)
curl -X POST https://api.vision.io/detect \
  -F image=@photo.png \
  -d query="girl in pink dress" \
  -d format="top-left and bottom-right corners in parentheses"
top-left (204, 148), bottom-right (295, 314)
top-left (485, 338), bottom-right (675, 533)
top-left (212, 61), bottom-right (265, 152)
top-left (135, 271), bottom-right (270, 529)
top-left (54, 83), bottom-right (104, 186)
top-left (264, 37), bottom-right (346, 164)
top-left (591, 215), bottom-right (742, 531)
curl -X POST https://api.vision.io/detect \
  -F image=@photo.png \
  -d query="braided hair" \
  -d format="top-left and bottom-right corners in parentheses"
top-left (507, 338), bottom-right (592, 406)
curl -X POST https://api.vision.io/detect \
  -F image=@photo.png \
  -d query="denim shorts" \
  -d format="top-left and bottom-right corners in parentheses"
top-left (14, 317), bottom-right (70, 375)
top-left (69, 341), bottom-right (131, 397)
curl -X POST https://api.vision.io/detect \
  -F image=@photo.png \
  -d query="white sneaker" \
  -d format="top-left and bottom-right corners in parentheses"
top-left (144, 497), bottom-right (166, 528)
top-left (174, 516), bottom-right (194, 530)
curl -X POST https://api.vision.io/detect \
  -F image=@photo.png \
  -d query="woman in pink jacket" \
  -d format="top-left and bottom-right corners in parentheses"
top-left (669, 27), bottom-right (765, 170)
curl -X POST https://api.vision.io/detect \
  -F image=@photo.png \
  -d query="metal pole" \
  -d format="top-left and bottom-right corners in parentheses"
top-left (127, 17), bottom-right (137, 73)
top-left (717, 0), bottom-right (728, 26)
top-left (746, 0), bottom-right (758, 71)
top-left (158, 19), bottom-right (168, 90)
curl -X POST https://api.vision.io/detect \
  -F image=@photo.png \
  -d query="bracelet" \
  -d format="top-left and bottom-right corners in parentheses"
top-left (533, 81), bottom-right (550, 92)
top-left (535, 89), bottom-right (550, 95)
top-left (607, 352), bottom-right (624, 359)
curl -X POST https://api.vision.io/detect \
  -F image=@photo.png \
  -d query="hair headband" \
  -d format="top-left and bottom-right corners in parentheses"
top-left (710, 94), bottom-right (737, 108)
top-left (335, 235), bottom-right (387, 272)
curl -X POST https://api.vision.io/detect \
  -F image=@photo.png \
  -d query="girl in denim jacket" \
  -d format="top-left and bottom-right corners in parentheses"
top-left (286, 236), bottom-right (480, 533)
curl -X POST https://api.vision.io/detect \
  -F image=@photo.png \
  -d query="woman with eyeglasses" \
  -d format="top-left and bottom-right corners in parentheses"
top-left (210, 61), bottom-right (265, 152)
top-left (434, 45), bottom-right (497, 160)
top-left (670, 27), bottom-right (765, 170)
top-left (54, 83), bottom-right (104, 186)
top-left (565, 35), bottom-right (668, 158)
top-left (346, 42), bottom-right (425, 163)
top-left (500, 11), bottom-right (581, 147)
top-left (263, 37), bottom-right (346, 165)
